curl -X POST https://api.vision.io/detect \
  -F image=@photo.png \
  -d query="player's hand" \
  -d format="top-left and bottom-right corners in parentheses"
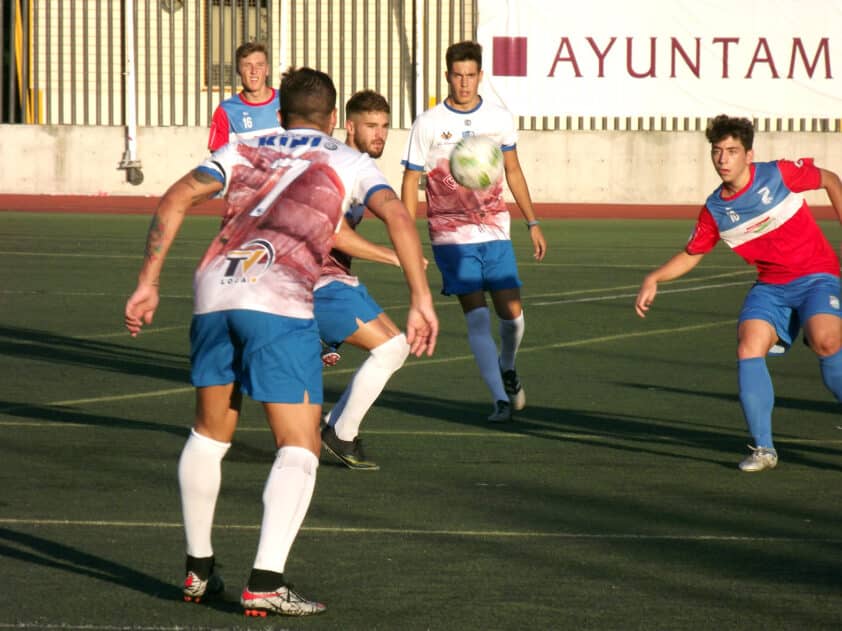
top-left (529, 225), bottom-right (547, 261)
top-left (405, 298), bottom-right (438, 357)
top-left (635, 280), bottom-right (657, 318)
top-left (125, 283), bottom-right (160, 336)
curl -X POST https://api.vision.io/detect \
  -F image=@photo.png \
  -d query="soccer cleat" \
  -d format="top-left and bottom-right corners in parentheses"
top-left (487, 400), bottom-right (512, 422)
top-left (321, 426), bottom-right (380, 470)
top-left (738, 446), bottom-right (778, 472)
top-left (321, 341), bottom-right (341, 367)
top-left (241, 584), bottom-right (326, 617)
top-left (183, 570), bottom-right (224, 603)
top-left (501, 369), bottom-right (526, 411)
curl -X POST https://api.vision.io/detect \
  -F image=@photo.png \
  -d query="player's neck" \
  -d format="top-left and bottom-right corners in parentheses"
top-left (241, 86), bottom-right (272, 104)
top-left (445, 95), bottom-right (481, 111)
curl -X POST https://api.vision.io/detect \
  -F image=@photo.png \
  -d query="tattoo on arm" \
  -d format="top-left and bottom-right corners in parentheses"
top-left (187, 168), bottom-right (220, 205)
top-left (144, 214), bottom-right (165, 263)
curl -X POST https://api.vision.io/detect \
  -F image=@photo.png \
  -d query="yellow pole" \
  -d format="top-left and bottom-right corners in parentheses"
top-left (13, 0), bottom-right (33, 123)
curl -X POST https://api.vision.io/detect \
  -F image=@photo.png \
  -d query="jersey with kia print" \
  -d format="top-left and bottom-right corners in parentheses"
top-left (686, 158), bottom-right (839, 284)
top-left (401, 97), bottom-right (517, 246)
top-left (193, 131), bottom-right (390, 319)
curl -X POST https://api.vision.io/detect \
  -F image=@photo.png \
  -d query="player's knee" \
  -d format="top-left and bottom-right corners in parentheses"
top-left (371, 333), bottom-right (410, 371)
top-left (465, 306), bottom-right (491, 333)
top-left (807, 332), bottom-right (842, 357)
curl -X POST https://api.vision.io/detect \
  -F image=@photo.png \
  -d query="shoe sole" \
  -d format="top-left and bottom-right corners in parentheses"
top-left (322, 442), bottom-right (380, 471)
top-left (508, 388), bottom-right (526, 411)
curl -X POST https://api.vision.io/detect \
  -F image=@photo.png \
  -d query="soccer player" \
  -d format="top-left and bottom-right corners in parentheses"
top-left (400, 40), bottom-right (547, 422)
top-left (124, 67), bottom-right (437, 617)
top-left (207, 41), bottom-right (283, 152)
top-left (317, 90), bottom-right (414, 470)
top-left (635, 114), bottom-right (842, 473)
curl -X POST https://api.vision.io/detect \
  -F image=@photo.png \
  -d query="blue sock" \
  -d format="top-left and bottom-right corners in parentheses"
top-left (819, 348), bottom-right (842, 402)
top-left (737, 357), bottom-right (775, 449)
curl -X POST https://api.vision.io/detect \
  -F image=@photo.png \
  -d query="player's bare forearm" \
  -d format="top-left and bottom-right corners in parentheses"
top-left (400, 170), bottom-right (422, 219)
top-left (635, 251), bottom-right (704, 318)
top-left (820, 168), bottom-right (842, 224)
top-left (137, 170), bottom-right (221, 286)
top-left (334, 220), bottom-right (400, 267)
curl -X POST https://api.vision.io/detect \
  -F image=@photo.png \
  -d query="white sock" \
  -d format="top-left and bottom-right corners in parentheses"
top-left (499, 313), bottom-right (525, 372)
top-left (178, 428), bottom-right (231, 559)
top-left (330, 334), bottom-right (410, 441)
top-left (252, 446), bottom-right (318, 574)
top-left (465, 307), bottom-right (508, 402)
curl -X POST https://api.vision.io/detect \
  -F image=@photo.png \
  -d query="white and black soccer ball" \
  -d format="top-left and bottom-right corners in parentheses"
top-left (449, 134), bottom-right (504, 190)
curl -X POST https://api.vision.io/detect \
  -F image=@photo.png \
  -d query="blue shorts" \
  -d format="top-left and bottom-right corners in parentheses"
top-left (190, 310), bottom-right (323, 404)
top-left (313, 281), bottom-right (383, 347)
top-left (739, 273), bottom-right (842, 354)
top-left (432, 240), bottom-right (522, 296)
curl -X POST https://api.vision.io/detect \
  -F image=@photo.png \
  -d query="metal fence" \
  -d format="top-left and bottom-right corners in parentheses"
top-left (1, 0), bottom-right (837, 132)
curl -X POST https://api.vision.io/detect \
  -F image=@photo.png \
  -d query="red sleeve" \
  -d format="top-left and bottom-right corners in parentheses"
top-left (776, 157), bottom-right (821, 193)
top-left (207, 107), bottom-right (230, 152)
top-left (685, 207), bottom-right (720, 255)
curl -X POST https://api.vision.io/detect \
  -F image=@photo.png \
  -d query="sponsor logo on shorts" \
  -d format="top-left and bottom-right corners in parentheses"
top-left (830, 295), bottom-right (840, 310)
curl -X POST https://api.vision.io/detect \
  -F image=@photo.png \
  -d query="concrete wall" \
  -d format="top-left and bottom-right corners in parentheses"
top-left (2, 124), bottom-right (838, 207)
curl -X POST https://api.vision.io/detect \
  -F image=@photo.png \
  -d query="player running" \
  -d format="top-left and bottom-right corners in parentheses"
top-left (635, 114), bottom-right (842, 473)
top-left (125, 67), bottom-right (437, 617)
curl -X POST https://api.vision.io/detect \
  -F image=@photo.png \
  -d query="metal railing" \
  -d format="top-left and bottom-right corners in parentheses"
top-left (1, 0), bottom-right (836, 132)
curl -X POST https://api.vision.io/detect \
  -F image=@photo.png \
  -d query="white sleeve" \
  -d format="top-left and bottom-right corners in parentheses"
top-left (401, 115), bottom-right (429, 171)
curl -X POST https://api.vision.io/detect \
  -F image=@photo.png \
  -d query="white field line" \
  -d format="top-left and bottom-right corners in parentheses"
top-left (0, 517), bottom-right (839, 543)
top-left (0, 279), bottom-right (740, 418)
top-left (0, 317), bottom-right (734, 419)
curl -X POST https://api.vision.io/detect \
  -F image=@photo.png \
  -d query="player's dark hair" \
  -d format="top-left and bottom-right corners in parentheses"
top-left (345, 90), bottom-right (390, 119)
top-left (279, 67), bottom-right (337, 128)
top-left (705, 114), bottom-right (754, 150)
top-left (235, 41), bottom-right (268, 63)
top-left (446, 40), bottom-right (483, 72)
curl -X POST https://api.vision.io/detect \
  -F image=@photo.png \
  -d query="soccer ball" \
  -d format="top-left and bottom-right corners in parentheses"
top-left (449, 134), bottom-right (504, 190)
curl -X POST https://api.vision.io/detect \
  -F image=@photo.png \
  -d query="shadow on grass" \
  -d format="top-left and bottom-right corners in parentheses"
top-left (0, 324), bottom-right (190, 383)
top-left (356, 385), bottom-right (842, 473)
top-left (0, 527), bottom-right (250, 614)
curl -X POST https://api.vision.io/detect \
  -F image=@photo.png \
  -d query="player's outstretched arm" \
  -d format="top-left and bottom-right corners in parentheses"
top-left (366, 187), bottom-right (438, 356)
top-left (334, 218), bottom-right (400, 267)
top-left (503, 149), bottom-right (546, 261)
top-left (820, 168), bottom-right (842, 224)
top-left (125, 170), bottom-right (222, 336)
top-left (635, 251), bottom-right (704, 318)
top-left (400, 169), bottom-right (423, 219)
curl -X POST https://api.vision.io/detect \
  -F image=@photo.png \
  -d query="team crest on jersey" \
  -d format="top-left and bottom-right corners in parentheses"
top-left (220, 238), bottom-right (275, 285)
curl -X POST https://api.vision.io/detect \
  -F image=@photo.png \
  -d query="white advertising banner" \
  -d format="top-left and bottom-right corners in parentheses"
top-left (477, 0), bottom-right (842, 118)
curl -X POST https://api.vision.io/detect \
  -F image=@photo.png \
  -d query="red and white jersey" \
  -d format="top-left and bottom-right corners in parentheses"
top-left (193, 130), bottom-right (391, 318)
top-left (314, 201), bottom-right (366, 291)
top-left (401, 97), bottom-right (517, 246)
top-left (686, 158), bottom-right (839, 284)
